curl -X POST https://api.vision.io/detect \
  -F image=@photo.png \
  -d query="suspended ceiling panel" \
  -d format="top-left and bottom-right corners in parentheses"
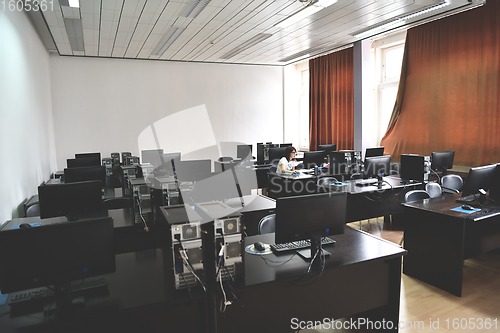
top-left (40, 0), bottom-right (485, 65)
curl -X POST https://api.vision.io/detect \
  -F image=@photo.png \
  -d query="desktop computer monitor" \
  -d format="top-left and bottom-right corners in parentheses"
top-left (75, 152), bottom-right (101, 160)
top-left (400, 154), bottom-right (424, 183)
top-left (67, 158), bottom-right (101, 168)
top-left (275, 192), bottom-right (347, 260)
top-left (38, 180), bottom-right (103, 220)
top-left (141, 149), bottom-right (164, 169)
top-left (269, 147), bottom-right (286, 165)
top-left (364, 155), bottom-right (391, 178)
top-left (302, 151), bottom-right (326, 169)
top-left (237, 145), bottom-right (252, 160)
top-left (461, 164), bottom-right (497, 197)
top-left (431, 150), bottom-right (455, 175)
top-left (64, 166), bottom-right (106, 187)
top-left (488, 164), bottom-right (500, 202)
top-left (365, 147), bottom-right (385, 159)
top-left (175, 159), bottom-right (212, 182)
top-left (317, 144), bottom-right (337, 153)
top-left (0, 217), bottom-right (115, 311)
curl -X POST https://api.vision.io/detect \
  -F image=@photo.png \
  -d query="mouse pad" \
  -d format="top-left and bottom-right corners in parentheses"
top-left (0, 293), bottom-right (8, 306)
top-left (245, 244), bottom-right (272, 255)
top-left (450, 207), bottom-right (481, 213)
top-left (11, 223), bottom-right (42, 229)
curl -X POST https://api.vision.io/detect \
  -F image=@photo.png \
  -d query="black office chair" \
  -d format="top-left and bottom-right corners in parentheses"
top-left (218, 156), bottom-right (233, 162)
top-left (425, 182), bottom-right (442, 198)
top-left (258, 214), bottom-right (276, 234)
top-left (25, 203), bottom-right (40, 217)
top-left (269, 166), bottom-right (277, 174)
top-left (441, 174), bottom-right (463, 194)
top-left (102, 197), bottom-right (133, 210)
top-left (350, 173), bottom-right (363, 180)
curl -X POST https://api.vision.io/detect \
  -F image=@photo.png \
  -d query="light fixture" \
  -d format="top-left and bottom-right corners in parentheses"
top-left (275, 0), bottom-right (337, 29)
top-left (152, 27), bottom-right (186, 56)
top-left (68, 0), bottom-right (79, 8)
top-left (278, 41), bottom-right (343, 62)
top-left (220, 34), bottom-right (273, 59)
top-left (180, 0), bottom-right (211, 19)
top-left (351, 1), bottom-right (451, 37)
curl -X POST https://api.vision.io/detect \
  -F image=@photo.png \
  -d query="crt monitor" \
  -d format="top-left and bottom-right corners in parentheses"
top-left (400, 154), bottom-right (424, 183)
top-left (431, 150), bottom-right (455, 175)
top-left (461, 164), bottom-right (497, 197)
top-left (38, 180), bottom-right (103, 219)
top-left (302, 151), bottom-right (326, 169)
top-left (364, 155), bottom-right (391, 179)
top-left (0, 217), bottom-right (115, 311)
top-left (275, 192), bottom-right (347, 260)
top-left (317, 144), bottom-right (337, 153)
top-left (237, 145), bottom-right (252, 160)
top-left (64, 166), bottom-right (106, 187)
top-left (365, 147), bottom-right (385, 159)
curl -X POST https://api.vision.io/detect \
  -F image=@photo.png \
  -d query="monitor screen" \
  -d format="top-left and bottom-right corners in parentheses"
top-left (431, 150), bottom-right (455, 172)
top-left (269, 147), bottom-right (286, 165)
top-left (302, 151), bottom-right (326, 169)
top-left (175, 159), bottom-right (212, 182)
top-left (141, 149), bottom-right (164, 168)
top-left (38, 181), bottom-right (103, 219)
top-left (275, 192), bottom-right (346, 244)
top-left (0, 217), bottom-right (115, 294)
top-left (400, 154), bottom-right (424, 182)
top-left (365, 147), bottom-right (385, 159)
top-left (237, 145), bottom-right (252, 159)
top-left (364, 155), bottom-right (391, 178)
top-left (461, 164), bottom-right (497, 197)
top-left (64, 166), bottom-right (106, 186)
top-left (67, 157), bottom-right (101, 168)
top-left (317, 144), bottom-right (337, 153)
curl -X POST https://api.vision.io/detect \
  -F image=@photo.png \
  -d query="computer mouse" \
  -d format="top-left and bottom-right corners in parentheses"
top-left (253, 242), bottom-right (266, 252)
top-left (19, 223), bottom-right (32, 228)
top-left (461, 205), bottom-right (474, 210)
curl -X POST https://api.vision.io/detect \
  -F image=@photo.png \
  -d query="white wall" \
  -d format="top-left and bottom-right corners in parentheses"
top-left (0, 10), bottom-right (57, 223)
top-left (50, 56), bottom-right (284, 167)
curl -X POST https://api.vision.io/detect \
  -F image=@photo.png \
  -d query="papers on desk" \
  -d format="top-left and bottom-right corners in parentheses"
top-left (450, 206), bottom-right (481, 214)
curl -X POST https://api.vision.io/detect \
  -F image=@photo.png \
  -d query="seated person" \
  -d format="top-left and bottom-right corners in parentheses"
top-left (277, 146), bottom-right (297, 174)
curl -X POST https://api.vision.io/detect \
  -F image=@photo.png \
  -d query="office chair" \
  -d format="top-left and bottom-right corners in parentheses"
top-left (441, 174), bottom-right (463, 194)
top-left (102, 197), bottom-right (133, 210)
top-left (317, 177), bottom-right (339, 187)
top-left (400, 190), bottom-right (431, 245)
top-left (258, 214), bottom-right (276, 234)
top-left (218, 157), bottom-right (233, 162)
top-left (425, 182), bottom-right (442, 198)
top-left (269, 166), bottom-right (277, 174)
top-left (350, 173), bottom-right (363, 180)
top-left (25, 203), bottom-right (40, 217)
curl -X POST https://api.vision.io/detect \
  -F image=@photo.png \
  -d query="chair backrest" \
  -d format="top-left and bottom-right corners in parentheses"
top-left (269, 166), bottom-right (277, 174)
top-left (425, 182), bottom-right (442, 198)
top-left (25, 203), bottom-right (40, 217)
top-left (404, 190), bottom-right (431, 203)
top-left (218, 156), bottom-right (233, 162)
top-left (317, 177), bottom-right (339, 187)
top-left (441, 174), bottom-right (463, 191)
top-left (102, 197), bottom-right (133, 210)
top-left (258, 214), bottom-right (276, 235)
top-left (350, 173), bottom-right (363, 180)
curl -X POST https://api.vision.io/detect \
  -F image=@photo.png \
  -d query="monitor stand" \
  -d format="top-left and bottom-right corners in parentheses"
top-left (297, 232), bottom-right (331, 269)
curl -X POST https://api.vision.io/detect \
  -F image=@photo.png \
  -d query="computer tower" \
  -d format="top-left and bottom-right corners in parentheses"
top-left (120, 165), bottom-right (138, 197)
top-left (150, 176), bottom-right (182, 207)
top-left (102, 158), bottom-right (113, 176)
top-left (111, 152), bottom-right (120, 167)
top-left (159, 205), bottom-right (204, 290)
top-left (130, 178), bottom-right (152, 225)
top-left (256, 143), bottom-right (279, 162)
top-left (140, 163), bottom-right (154, 179)
top-left (331, 151), bottom-right (361, 174)
top-left (400, 154), bottom-right (430, 182)
top-left (121, 152), bottom-right (132, 164)
top-left (124, 155), bottom-right (140, 166)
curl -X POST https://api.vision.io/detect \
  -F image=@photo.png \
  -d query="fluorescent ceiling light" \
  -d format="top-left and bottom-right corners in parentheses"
top-left (351, 1), bottom-right (451, 37)
top-left (279, 40), bottom-right (342, 62)
top-left (68, 0), bottom-right (79, 8)
top-left (180, 0), bottom-right (211, 19)
top-left (275, 0), bottom-right (337, 29)
top-left (220, 33), bottom-right (273, 59)
top-left (152, 27), bottom-right (186, 56)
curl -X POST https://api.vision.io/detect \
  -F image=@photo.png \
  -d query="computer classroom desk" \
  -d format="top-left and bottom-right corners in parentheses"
top-left (215, 227), bottom-right (406, 333)
top-left (0, 248), bottom-right (208, 333)
top-left (402, 193), bottom-right (500, 297)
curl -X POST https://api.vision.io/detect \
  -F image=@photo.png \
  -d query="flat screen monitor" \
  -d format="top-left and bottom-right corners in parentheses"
top-left (489, 164), bottom-right (500, 201)
top-left (400, 154), bottom-right (424, 183)
top-left (67, 157), bottom-right (100, 168)
top-left (275, 192), bottom-right (347, 260)
top-left (237, 145), bottom-right (252, 160)
top-left (38, 180), bottom-right (103, 219)
top-left (461, 164), bottom-right (497, 197)
top-left (365, 147), bottom-right (385, 159)
top-left (364, 155), bottom-right (391, 178)
top-left (141, 149), bottom-right (164, 168)
top-left (431, 150), bottom-right (455, 174)
top-left (302, 151), bottom-right (326, 169)
top-left (269, 147), bottom-right (286, 165)
top-left (64, 166), bottom-right (106, 186)
top-left (0, 217), bottom-right (115, 306)
top-left (317, 144), bottom-right (337, 153)
top-left (75, 152), bottom-right (101, 161)
top-left (175, 159), bottom-right (212, 182)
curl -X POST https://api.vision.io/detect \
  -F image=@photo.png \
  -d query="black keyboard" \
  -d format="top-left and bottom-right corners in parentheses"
top-left (456, 194), bottom-right (478, 203)
top-left (270, 237), bottom-right (336, 254)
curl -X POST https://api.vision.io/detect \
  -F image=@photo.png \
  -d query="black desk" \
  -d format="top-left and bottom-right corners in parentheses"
top-left (402, 194), bottom-right (500, 296)
top-left (215, 227), bottom-right (406, 332)
top-left (0, 249), bottom-right (207, 333)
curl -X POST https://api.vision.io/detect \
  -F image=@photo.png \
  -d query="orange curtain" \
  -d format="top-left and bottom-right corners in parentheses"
top-left (309, 47), bottom-right (354, 151)
top-left (380, 2), bottom-right (500, 167)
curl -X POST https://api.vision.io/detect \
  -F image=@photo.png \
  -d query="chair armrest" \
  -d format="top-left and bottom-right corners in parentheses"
top-left (442, 186), bottom-right (460, 194)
